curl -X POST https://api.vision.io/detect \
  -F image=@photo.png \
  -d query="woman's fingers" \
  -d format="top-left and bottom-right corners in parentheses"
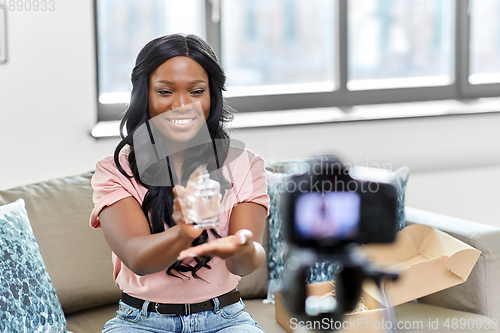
top-left (173, 186), bottom-right (192, 222)
top-left (177, 241), bottom-right (224, 259)
top-left (177, 239), bottom-right (235, 260)
top-left (177, 231), bottom-right (253, 260)
top-left (172, 184), bottom-right (203, 239)
top-left (235, 229), bottom-right (253, 245)
top-left (172, 197), bottom-right (186, 223)
top-left (173, 184), bottom-right (185, 198)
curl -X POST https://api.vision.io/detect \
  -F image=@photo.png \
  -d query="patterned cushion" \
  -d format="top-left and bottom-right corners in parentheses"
top-left (265, 170), bottom-right (342, 303)
top-left (264, 161), bottom-right (410, 303)
top-left (266, 171), bottom-right (288, 285)
top-left (349, 165), bottom-right (410, 233)
top-left (0, 172), bottom-right (120, 314)
top-left (0, 199), bottom-right (66, 332)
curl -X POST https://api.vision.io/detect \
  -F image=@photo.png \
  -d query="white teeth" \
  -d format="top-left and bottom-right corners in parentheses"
top-left (168, 118), bottom-right (194, 125)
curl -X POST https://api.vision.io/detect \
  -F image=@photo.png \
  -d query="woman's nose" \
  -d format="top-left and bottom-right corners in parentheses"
top-left (171, 93), bottom-right (190, 110)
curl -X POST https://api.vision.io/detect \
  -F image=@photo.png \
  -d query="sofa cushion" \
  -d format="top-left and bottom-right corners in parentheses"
top-left (0, 173), bottom-right (121, 314)
top-left (244, 299), bottom-right (287, 333)
top-left (0, 199), bottom-right (66, 332)
top-left (66, 303), bottom-right (118, 333)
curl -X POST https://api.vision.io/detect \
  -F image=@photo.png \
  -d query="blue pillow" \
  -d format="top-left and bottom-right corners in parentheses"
top-left (0, 199), bottom-right (67, 332)
top-left (266, 170), bottom-right (288, 285)
top-left (265, 163), bottom-right (409, 303)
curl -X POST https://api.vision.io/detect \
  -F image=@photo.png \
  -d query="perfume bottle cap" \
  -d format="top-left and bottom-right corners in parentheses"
top-left (197, 169), bottom-right (210, 184)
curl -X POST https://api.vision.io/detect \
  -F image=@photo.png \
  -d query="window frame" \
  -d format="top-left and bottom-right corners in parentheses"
top-left (94, 0), bottom-right (500, 122)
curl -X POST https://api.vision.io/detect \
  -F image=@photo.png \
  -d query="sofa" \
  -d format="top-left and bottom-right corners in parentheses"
top-left (0, 166), bottom-right (499, 333)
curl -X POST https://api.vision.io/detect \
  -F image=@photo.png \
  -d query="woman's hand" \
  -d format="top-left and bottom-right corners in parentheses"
top-left (171, 166), bottom-right (208, 240)
top-left (177, 229), bottom-right (254, 260)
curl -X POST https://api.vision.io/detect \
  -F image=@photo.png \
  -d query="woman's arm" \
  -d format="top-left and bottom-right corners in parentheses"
top-left (177, 202), bottom-right (267, 276)
top-left (225, 202), bottom-right (267, 276)
top-left (99, 196), bottom-right (198, 276)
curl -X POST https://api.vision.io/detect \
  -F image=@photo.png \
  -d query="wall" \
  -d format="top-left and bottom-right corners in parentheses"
top-left (405, 164), bottom-right (500, 228)
top-left (230, 113), bottom-right (500, 172)
top-left (0, 1), bottom-right (120, 190)
top-left (1, 1), bottom-right (499, 225)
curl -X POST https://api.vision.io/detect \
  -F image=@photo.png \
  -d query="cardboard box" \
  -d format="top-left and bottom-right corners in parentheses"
top-left (275, 224), bottom-right (481, 332)
top-left (360, 224), bottom-right (481, 307)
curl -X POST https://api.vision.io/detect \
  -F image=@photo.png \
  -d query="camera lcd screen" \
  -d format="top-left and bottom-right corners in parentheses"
top-left (294, 192), bottom-right (361, 240)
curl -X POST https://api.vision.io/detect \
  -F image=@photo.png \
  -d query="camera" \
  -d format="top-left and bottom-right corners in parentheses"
top-left (279, 155), bottom-right (399, 332)
top-left (281, 155), bottom-right (398, 250)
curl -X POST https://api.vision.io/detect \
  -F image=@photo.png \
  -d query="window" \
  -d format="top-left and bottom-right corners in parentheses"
top-left (348, 0), bottom-right (453, 89)
top-left (469, 0), bottom-right (500, 84)
top-left (94, 0), bottom-right (500, 123)
top-left (221, 0), bottom-right (335, 96)
top-left (96, 0), bottom-right (204, 120)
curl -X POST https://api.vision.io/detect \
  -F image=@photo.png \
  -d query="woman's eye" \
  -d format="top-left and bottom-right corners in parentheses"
top-left (191, 89), bottom-right (205, 96)
top-left (158, 89), bottom-right (172, 95)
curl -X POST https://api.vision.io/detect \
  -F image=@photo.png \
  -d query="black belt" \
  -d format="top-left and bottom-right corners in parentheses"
top-left (121, 289), bottom-right (241, 316)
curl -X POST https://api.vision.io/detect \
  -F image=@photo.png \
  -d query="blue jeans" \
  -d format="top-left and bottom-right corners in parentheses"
top-left (102, 298), bottom-right (265, 333)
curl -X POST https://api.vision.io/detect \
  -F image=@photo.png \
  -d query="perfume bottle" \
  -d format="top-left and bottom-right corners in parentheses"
top-left (185, 168), bottom-right (221, 229)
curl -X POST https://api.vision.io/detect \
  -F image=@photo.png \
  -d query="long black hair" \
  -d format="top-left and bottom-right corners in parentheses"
top-left (113, 34), bottom-right (234, 279)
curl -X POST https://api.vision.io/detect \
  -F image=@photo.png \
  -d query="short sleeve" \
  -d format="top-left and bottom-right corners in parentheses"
top-left (89, 157), bottom-right (135, 229)
top-left (234, 154), bottom-right (270, 217)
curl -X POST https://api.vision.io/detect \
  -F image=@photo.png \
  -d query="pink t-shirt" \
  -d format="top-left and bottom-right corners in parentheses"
top-left (89, 146), bottom-right (270, 303)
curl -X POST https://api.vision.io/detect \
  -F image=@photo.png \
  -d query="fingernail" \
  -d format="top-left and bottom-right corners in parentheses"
top-left (177, 256), bottom-right (183, 260)
top-left (188, 253), bottom-right (198, 257)
top-left (240, 236), bottom-right (246, 245)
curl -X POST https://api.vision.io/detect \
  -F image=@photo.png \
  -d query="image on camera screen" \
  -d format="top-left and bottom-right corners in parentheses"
top-left (294, 192), bottom-right (360, 240)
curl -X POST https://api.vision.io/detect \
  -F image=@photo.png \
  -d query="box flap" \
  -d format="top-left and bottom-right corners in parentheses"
top-left (360, 224), bottom-right (481, 307)
top-left (445, 248), bottom-right (481, 280)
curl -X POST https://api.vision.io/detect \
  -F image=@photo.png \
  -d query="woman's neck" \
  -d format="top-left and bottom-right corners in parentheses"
top-left (169, 150), bottom-right (185, 181)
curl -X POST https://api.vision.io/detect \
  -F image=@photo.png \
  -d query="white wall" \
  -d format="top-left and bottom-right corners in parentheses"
top-left (1, 1), bottom-right (499, 225)
top-left (230, 113), bottom-right (500, 172)
top-left (405, 164), bottom-right (500, 227)
top-left (0, 1), bottom-right (120, 189)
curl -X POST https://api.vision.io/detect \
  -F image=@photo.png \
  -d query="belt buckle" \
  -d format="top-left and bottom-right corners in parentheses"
top-left (184, 303), bottom-right (191, 315)
top-left (155, 302), bottom-right (161, 315)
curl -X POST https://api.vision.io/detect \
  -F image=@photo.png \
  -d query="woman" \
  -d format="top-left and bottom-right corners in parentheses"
top-left (90, 34), bottom-right (269, 332)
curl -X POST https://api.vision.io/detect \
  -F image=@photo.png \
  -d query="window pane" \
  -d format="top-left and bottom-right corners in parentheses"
top-left (469, 0), bottom-right (500, 84)
top-left (348, 0), bottom-right (453, 90)
top-left (97, 0), bottom-right (205, 103)
top-left (221, 0), bottom-right (335, 96)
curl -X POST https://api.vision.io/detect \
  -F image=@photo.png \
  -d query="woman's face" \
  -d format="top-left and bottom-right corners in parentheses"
top-left (148, 56), bottom-right (211, 143)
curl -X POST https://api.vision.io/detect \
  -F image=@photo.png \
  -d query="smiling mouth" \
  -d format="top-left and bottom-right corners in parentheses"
top-left (166, 117), bottom-right (196, 125)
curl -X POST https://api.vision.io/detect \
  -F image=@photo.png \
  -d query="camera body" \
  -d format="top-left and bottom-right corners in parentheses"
top-left (281, 155), bottom-right (398, 252)
top-left (279, 155), bottom-right (400, 330)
